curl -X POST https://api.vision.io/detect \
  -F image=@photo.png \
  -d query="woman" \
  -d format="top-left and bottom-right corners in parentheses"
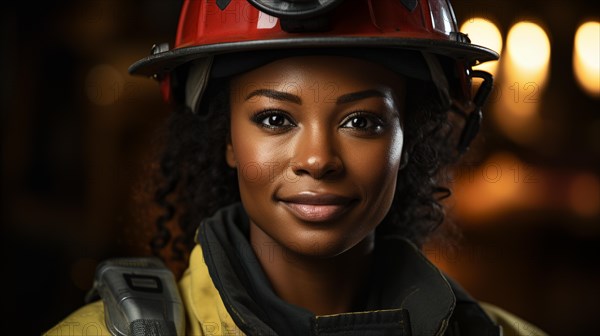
top-left (46, 0), bottom-right (547, 335)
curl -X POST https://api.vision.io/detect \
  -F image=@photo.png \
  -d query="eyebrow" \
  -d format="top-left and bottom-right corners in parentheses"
top-left (245, 89), bottom-right (302, 104)
top-left (336, 89), bottom-right (387, 104)
top-left (244, 89), bottom-right (387, 105)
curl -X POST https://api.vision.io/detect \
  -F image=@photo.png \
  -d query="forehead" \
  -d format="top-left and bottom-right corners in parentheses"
top-left (230, 55), bottom-right (406, 91)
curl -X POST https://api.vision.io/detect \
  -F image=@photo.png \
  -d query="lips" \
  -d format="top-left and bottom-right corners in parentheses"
top-left (277, 192), bottom-right (356, 222)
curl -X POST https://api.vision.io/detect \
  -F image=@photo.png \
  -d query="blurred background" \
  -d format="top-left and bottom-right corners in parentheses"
top-left (2, 0), bottom-right (598, 335)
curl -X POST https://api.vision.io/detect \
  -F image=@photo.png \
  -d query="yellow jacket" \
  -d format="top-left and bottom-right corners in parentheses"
top-left (45, 204), bottom-right (548, 336)
top-left (44, 244), bottom-right (547, 336)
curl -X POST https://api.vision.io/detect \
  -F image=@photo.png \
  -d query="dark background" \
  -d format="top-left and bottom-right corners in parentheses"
top-left (2, 1), bottom-right (598, 335)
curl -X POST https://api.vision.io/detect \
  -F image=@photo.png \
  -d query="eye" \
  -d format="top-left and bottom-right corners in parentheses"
top-left (262, 114), bottom-right (292, 127)
top-left (340, 112), bottom-right (384, 133)
top-left (251, 110), bottom-right (296, 130)
top-left (342, 116), bottom-right (370, 128)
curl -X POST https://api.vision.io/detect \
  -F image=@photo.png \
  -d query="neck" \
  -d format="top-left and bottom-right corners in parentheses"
top-left (249, 222), bottom-right (375, 316)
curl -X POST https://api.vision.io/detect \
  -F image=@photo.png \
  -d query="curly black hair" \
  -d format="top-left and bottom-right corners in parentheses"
top-left (151, 73), bottom-right (459, 265)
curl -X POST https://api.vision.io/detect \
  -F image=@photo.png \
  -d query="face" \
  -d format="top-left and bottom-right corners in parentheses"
top-left (227, 56), bottom-right (405, 258)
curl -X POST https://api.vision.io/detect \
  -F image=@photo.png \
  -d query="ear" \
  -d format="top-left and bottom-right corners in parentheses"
top-left (226, 142), bottom-right (237, 168)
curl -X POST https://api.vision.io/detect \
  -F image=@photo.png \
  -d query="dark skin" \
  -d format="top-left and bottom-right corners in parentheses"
top-left (226, 56), bottom-right (406, 315)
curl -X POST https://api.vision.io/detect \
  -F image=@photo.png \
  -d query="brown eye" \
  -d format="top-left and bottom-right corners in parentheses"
top-left (251, 110), bottom-right (296, 130)
top-left (264, 115), bottom-right (288, 126)
top-left (346, 117), bottom-right (368, 128)
top-left (341, 112), bottom-right (384, 132)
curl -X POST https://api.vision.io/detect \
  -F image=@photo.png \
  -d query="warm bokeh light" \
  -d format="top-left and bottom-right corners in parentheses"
top-left (573, 21), bottom-right (600, 97)
top-left (506, 22), bottom-right (551, 75)
top-left (495, 21), bottom-right (551, 146)
top-left (451, 152), bottom-right (541, 222)
top-left (460, 18), bottom-right (503, 75)
top-left (568, 173), bottom-right (600, 217)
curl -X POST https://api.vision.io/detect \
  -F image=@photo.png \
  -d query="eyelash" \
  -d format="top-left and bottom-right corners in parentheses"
top-left (250, 109), bottom-right (386, 134)
top-left (250, 109), bottom-right (296, 130)
top-left (340, 111), bottom-right (386, 134)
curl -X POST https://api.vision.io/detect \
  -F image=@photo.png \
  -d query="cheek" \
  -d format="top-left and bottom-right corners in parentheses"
top-left (230, 119), bottom-right (287, 195)
top-left (345, 126), bottom-right (404, 210)
top-left (350, 128), bottom-right (403, 180)
top-left (386, 127), bottom-right (405, 169)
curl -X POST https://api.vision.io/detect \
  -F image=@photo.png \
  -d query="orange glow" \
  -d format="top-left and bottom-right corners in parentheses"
top-left (452, 152), bottom-right (540, 222)
top-left (504, 21), bottom-right (551, 88)
top-left (573, 21), bottom-right (600, 97)
top-left (495, 21), bottom-right (551, 146)
top-left (460, 18), bottom-right (503, 75)
top-left (568, 173), bottom-right (600, 217)
top-left (506, 22), bottom-right (550, 79)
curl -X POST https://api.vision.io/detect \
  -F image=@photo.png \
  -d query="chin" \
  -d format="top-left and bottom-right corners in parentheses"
top-left (280, 230), bottom-right (362, 259)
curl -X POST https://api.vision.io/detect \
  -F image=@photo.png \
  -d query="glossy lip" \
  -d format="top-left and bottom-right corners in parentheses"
top-left (276, 192), bottom-right (356, 223)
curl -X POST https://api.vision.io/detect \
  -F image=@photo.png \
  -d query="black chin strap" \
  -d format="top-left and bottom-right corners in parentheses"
top-left (456, 70), bottom-right (494, 154)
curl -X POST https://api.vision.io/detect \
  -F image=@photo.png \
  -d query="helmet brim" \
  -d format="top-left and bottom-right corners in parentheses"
top-left (128, 37), bottom-right (499, 77)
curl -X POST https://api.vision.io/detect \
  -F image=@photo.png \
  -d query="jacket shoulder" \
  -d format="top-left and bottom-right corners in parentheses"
top-left (444, 275), bottom-right (548, 336)
top-left (179, 244), bottom-right (244, 335)
top-left (479, 302), bottom-right (548, 336)
top-left (43, 300), bottom-right (111, 336)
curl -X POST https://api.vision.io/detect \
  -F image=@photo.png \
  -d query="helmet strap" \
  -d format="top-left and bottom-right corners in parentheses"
top-left (186, 57), bottom-right (214, 113)
top-left (421, 52), bottom-right (451, 107)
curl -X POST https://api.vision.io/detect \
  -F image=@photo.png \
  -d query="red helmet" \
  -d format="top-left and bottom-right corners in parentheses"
top-left (129, 0), bottom-right (498, 151)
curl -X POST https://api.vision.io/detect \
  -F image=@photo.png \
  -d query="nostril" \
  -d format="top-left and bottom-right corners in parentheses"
top-left (291, 157), bottom-right (343, 179)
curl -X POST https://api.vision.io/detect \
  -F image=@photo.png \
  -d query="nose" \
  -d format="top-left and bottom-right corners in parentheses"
top-left (290, 128), bottom-right (344, 180)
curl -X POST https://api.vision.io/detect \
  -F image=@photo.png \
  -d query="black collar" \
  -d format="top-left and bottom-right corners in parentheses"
top-left (196, 203), bottom-right (456, 336)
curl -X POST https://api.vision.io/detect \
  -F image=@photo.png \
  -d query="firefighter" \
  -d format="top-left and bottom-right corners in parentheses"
top-left (46, 1), bottom-right (547, 335)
